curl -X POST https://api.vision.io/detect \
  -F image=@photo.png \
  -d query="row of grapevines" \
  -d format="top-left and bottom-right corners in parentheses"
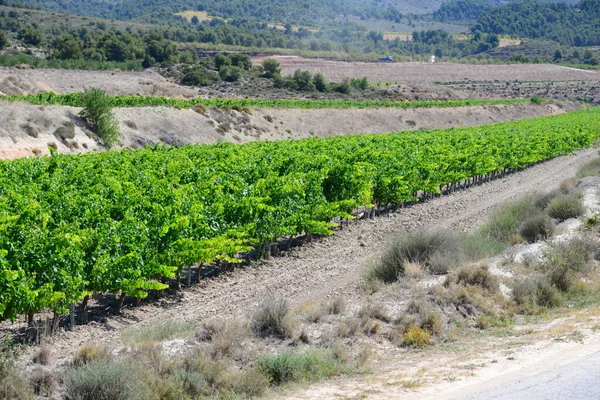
top-left (0, 92), bottom-right (528, 110)
top-left (0, 108), bottom-right (598, 321)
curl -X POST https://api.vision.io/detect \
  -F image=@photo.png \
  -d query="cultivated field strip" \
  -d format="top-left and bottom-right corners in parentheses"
top-left (0, 92), bottom-right (528, 110)
top-left (0, 108), bottom-right (598, 323)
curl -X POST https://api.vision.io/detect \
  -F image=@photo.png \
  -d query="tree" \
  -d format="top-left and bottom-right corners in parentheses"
top-left (553, 49), bottom-right (563, 61)
top-left (219, 65), bottom-right (244, 82)
top-left (78, 88), bottom-right (119, 147)
top-left (292, 69), bottom-right (314, 91)
top-left (0, 31), bottom-right (7, 50)
top-left (53, 34), bottom-right (83, 60)
top-left (313, 73), bottom-right (328, 92)
top-left (214, 53), bottom-right (232, 70)
top-left (262, 58), bottom-right (280, 78)
top-left (229, 53), bottom-right (252, 70)
top-left (19, 27), bottom-right (43, 46)
top-left (191, 16), bottom-right (200, 25)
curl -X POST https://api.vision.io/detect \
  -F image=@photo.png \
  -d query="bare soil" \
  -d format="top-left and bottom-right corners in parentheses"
top-left (0, 101), bottom-right (574, 160)
top-left (12, 147), bottom-right (598, 374)
top-left (251, 56), bottom-right (600, 83)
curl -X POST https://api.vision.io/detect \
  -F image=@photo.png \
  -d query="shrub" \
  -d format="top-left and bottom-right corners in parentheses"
top-left (482, 195), bottom-right (540, 242)
top-left (121, 321), bottom-right (196, 344)
top-left (54, 121), bottom-right (76, 140)
top-left (0, 340), bottom-right (35, 400)
top-left (219, 65), bottom-right (244, 82)
top-left (512, 278), bottom-right (561, 310)
top-left (214, 53), bottom-right (231, 70)
top-left (63, 358), bottom-right (143, 400)
top-left (577, 157), bottom-right (600, 178)
top-left (519, 213), bottom-right (554, 243)
top-left (261, 58), bottom-right (280, 78)
top-left (367, 231), bottom-right (463, 283)
top-left (78, 88), bottom-right (119, 147)
top-left (325, 297), bottom-right (346, 315)
top-left (461, 234), bottom-right (505, 260)
top-left (445, 265), bottom-right (499, 294)
top-left (257, 350), bottom-right (342, 385)
top-left (181, 67), bottom-right (219, 86)
top-left (33, 346), bottom-right (51, 365)
top-left (402, 326), bottom-right (432, 348)
top-left (72, 344), bottom-right (110, 366)
top-left (538, 239), bottom-right (593, 292)
top-left (357, 302), bottom-right (391, 323)
top-left (546, 195), bottom-right (584, 222)
top-left (251, 297), bottom-right (296, 338)
top-left (530, 95), bottom-right (543, 105)
top-left (29, 367), bottom-right (55, 396)
top-left (534, 189), bottom-right (562, 209)
top-left (313, 73), bottom-right (328, 92)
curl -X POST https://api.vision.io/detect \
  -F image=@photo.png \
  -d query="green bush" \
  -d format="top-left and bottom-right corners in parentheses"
top-left (63, 358), bottom-right (143, 400)
top-left (530, 95), bottom-right (544, 105)
top-left (219, 65), bottom-right (244, 82)
top-left (519, 213), bottom-right (554, 243)
top-left (545, 195), bottom-right (584, 222)
top-left (512, 278), bottom-right (561, 310)
top-left (482, 195), bottom-right (541, 242)
top-left (78, 88), bottom-right (119, 147)
top-left (461, 234), bottom-right (505, 260)
top-left (181, 67), bottom-right (219, 86)
top-left (539, 239), bottom-right (593, 292)
top-left (258, 350), bottom-right (342, 385)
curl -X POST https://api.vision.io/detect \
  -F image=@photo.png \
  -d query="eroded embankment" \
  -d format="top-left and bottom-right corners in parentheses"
top-left (0, 101), bottom-right (574, 160)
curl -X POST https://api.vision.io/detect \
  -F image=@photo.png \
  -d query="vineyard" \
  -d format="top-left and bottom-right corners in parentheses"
top-left (0, 92), bottom-right (528, 110)
top-left (0, 108), bottom-right (599, 325)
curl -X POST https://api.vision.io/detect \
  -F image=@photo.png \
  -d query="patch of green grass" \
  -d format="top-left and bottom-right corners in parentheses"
top-left (257, 349), bottom-right (346, 385)
top-left (121, 321), bottom-right (196, 344)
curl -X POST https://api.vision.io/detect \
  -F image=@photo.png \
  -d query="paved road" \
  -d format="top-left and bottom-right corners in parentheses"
top-left (462, 351), bottom-right (600, 400)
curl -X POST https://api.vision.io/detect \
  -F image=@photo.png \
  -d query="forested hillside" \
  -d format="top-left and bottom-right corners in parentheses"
top-left (474, 0), bottom-right (600, 46)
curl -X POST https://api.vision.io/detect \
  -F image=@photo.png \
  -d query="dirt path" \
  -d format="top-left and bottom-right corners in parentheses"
top-left (32, 147), bottom-right (598, 365)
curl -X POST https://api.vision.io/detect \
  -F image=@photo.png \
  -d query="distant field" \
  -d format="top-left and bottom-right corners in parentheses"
top-left (174, 10), bottom-right (216, 22)
top-left (251, 56), bottom-right (600, 83)
top-left (348, 16), bottom-right (467, 35)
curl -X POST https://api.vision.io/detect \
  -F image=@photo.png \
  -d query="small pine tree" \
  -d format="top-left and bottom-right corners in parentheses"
top-left (78, 88), bottom-right (119, 148)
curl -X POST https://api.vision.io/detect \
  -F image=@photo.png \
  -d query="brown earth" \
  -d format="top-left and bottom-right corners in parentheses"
top-left (251, 56), bottom-right (600, 83)
top-left (0, 67), bottom-right (200, 97)
top-left (11, 146), bottom-right (599, 378)
top-left (0, 101), bottom-right (574, 160)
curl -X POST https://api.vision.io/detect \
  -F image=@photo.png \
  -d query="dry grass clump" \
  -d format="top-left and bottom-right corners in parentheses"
top-left (252, 297), bottom-right (297, 338)
top-left (559, 177), bottom-right (579, 194)
top-left (196, 319), bottom-right (248, 357)
top-left (545, 195), bottom-right (584, 222)
top-left (72, 344), bottom-right (110, 366)
top-left (367, 231), bottom-right (463, 283)
top-left (33, 346), bottom-right (51, 366)
top-left (577, 157), bottom-right (600, 178)
top-left (357, 302), bottom-right (391, 323)
top-left (29, 367), bottom-right (56, 396)
top-left (444, 265), bottom-right (500, 294)
top-left (325, 297), bottom-right (346, 315)
top-left (393, 297), bottom-right (445, 341)
top-left (402, 326), bottom-right (432, 348)
top-left (1, 340), bottom-right (35, 400)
